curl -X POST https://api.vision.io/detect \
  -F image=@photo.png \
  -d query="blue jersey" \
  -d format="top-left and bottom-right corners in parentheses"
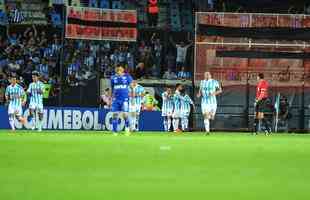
top-left (5, 83), bottom-right (25, 108)
top-left (181, 94), bottom-right (193, 113)
top-left (200, 79), bottom-right (220, 105)
top-left (27, 81), bottom-right (44, 105)
top-left (111, 74), bottom-right (133, 101)
top-left (129, 84), bottom-right (145, 106)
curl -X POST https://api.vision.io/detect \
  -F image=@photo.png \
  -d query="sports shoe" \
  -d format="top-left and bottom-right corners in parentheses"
top-left (125, 128), bottom-right (131, 136)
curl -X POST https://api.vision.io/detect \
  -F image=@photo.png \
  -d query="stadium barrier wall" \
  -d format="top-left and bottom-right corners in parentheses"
top-left (0, 106), bottom-right (164, 131)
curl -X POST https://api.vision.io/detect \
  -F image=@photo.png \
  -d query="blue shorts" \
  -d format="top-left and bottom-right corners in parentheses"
top-left (112, 99), bottom-right (129, 112)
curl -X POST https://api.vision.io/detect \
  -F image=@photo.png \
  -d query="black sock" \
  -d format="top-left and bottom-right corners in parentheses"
top-left (262, 118), bottom-right (271, 132)
top-left (254, 118), bottom-right (259, 132)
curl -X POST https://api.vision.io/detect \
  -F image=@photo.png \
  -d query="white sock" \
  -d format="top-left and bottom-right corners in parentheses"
top-left (9, 117), bottom-right (15, 130)
top-left (37, 118), bottom-right (42, 130)
top-left (130, 115), bottom-right (136, 130)
top-left (167, 117), bottom-right (172, 131)
top-left (173, 118), bottom-right (179, 131)
top-left (163, 118), bottom-right (168, 131)
top-left (184, 118), bottom-right (189, 130)
top-left (181, 118), bottom-right (186, 131)
top-left (136, 115), bottom-right (140, 131)
top-left (204, 119), bottom-right (210, 132)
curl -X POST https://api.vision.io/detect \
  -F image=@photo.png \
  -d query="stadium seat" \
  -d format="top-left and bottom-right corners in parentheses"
top-left (112, 0), bottom-right (122, 9)
top-left (51, 13), bottom-right (61, 27)
top-left (88, 0), bottom-right (98, 7)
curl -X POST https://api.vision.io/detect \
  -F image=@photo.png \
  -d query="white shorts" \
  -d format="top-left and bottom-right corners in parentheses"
top-left (129, 103), bottom-right (141, 113)
top-left (8, 104), bottom-right (22, 116)
top-left (181, 110), bottom-right (190, 118)
top-left (162, 108), bottom-right (173, 117)
top-left (172, 109), bottom-right (182, 118)
top-left (201, 103), bottom-right (217, 115)
top-left (29, 103), bottom-right (44, 113)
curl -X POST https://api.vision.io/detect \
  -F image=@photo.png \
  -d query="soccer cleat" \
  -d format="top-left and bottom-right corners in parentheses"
top-left (38, 128), bottom-right (42, 132)
top-left (125, 128), bottom-right (131, 136)
top-left (112, 132), bottom-right (118, 136)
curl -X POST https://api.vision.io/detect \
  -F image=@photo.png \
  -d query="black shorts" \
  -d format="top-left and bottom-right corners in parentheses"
top-left (255, 98), bottom-right (269, 113)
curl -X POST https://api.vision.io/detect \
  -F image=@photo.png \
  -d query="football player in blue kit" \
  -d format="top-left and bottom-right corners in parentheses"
top-left (110, 66), bottom-right (133, 135)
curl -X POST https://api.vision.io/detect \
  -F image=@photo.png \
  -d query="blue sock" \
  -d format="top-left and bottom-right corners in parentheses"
top-left (125, 118), bottom-right (130, 129)
top-left (28, 115), bottom-right (33, 122)
top-left (112, 118), bottom-right (118, 132)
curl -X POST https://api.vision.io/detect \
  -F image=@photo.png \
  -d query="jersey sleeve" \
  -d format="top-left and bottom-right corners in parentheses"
top-left (162, 92), bottom-right (167, 100)
top-left (214, 80), bottom-right (220, 89)
top-left (5, 86), bottom-right (9, 97)
top-left (27, 84), bottom-right (31, 93)
top-left (127, 75), bottom-right (133, 85)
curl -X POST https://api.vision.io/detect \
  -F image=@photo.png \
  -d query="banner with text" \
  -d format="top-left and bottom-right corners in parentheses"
top-left (66, 6), bottom-right (137, 41)
top-left (0, 107), bottom-right (163, 131)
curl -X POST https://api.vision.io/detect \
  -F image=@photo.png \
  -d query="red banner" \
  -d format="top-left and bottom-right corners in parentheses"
top-left (66, 6), bottom-right (137, 41)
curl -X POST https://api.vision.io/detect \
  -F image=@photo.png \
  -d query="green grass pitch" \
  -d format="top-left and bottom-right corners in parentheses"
top-left (0, 130), bottom-right (310, 200)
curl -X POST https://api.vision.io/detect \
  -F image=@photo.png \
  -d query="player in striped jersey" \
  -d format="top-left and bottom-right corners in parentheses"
top-left (27, 71), bottom-right (45, 132)
top-left (161, 87), bottom-right (173, 132)
top-left (172, 84), bottom-right (183, 132)
top-left (161, 87), bottom-right (174, 132)
top-left (180, 91), bottom-right (194, 131)
top-left (5, 74), bottom-right (26, 131)
top-left (197, 72), bottom-right (222, 133)
top-left (129, 80), bottom-right (145, 131)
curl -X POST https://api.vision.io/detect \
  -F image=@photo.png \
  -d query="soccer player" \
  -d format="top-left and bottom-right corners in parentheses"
top-left (27, 71), bottom-right (45, 131)
top-left (110, 66), bottom-right (132, 135)
top-left (197, 71), bottom-right (222, 134)
top-left (180, 90), bottom-right (194, 132)
top-left (161, 87), bottom-right (174, 132)
top-left (172, 84), bottom-right (183, 132)
top-left (254, 73), bottom-right (271, 135)
top-left (5, 74), bottom-right (26, 131)
top-left (129, 80), bottom-right (145, 131)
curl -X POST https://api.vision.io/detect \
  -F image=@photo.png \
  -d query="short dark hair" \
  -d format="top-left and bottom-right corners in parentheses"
top-left (258, 73), bottom-right (264, 79)
top-left (176, 83), bottom-right (182, 89)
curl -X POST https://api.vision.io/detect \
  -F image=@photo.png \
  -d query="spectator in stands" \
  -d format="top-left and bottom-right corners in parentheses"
top-left (177, 66), bottom-right (191, 80)
top-left (100, 88), bottom-right (112, 109)
top-left (148, 0), bottom-right (159, 27)
top-left (135, 62), bottom-right (148, 79)
top-left (162, 68), bottom-right (177, 80)
top-left (170, 37), bottom-right (192, 72)
top-left (151, 33), bottom-right (162, 77)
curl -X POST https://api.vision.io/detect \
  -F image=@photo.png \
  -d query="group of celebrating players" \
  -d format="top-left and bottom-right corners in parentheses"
top-left (5, 71), bottom-right (44, 132)
top-left (110, 66), bottom-right (222, 134)
top-left (5, 66), bottom-right (224, 134)
top-left (5, 65), bottom-right (270, 135)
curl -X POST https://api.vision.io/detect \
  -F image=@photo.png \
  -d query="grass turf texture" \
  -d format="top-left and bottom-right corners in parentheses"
top-left (0, 131), bottom-right (310, 200)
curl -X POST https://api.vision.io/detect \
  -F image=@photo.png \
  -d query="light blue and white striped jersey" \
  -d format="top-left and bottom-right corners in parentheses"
top-left (27, 81), bottom-right (44, 105)
top-left (129, 84), bottom-right (145, 106)
top-left (161, 91), bottom-right (174, 111)
top-left (181, 94), bottom-right (193, 112)
top-left (173, 90), bottom-right (183, 111)
top-left (5, 84), bottom-right (25, 107)
top-left (200, 79), bottom-right (220, 105)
